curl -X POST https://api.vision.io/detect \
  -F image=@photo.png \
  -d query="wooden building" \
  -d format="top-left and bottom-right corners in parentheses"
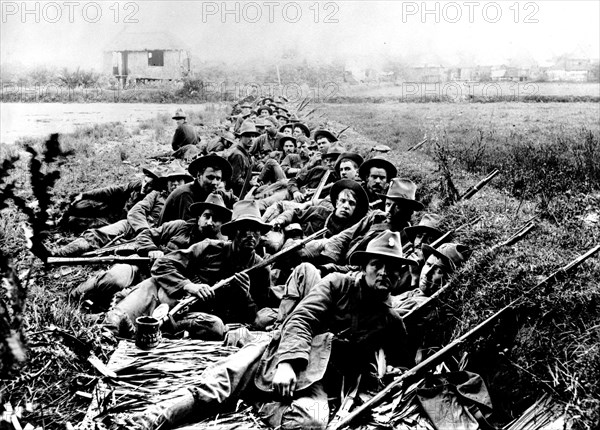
top-left (103, 31), bottom-right (190, 85)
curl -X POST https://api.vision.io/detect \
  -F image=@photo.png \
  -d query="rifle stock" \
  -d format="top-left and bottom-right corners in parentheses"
top-left (329, 243), bottom-right (600, 430)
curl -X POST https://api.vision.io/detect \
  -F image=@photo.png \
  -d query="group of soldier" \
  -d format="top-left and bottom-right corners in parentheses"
top-left (52, 96), bottom-right (472, 430)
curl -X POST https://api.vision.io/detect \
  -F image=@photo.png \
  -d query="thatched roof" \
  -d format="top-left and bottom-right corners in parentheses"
top-left (105, 31), bottom-right (189, 52)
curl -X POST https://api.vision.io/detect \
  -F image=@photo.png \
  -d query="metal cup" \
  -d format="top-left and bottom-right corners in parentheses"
top-left (135, 316), bottom-right (161, 350)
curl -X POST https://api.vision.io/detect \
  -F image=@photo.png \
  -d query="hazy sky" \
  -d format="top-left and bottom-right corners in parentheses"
top-left (1, 0), bottom-right (599, 71)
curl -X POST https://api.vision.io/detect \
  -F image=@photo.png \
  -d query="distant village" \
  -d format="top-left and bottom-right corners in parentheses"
top-left (100, 31), bottom-right (599, 87)
top-left (343, 57), bottom-right (600, 85)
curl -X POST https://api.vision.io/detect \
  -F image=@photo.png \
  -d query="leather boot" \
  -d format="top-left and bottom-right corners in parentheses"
top-left (127, 388), bottom-right (197, 429)
top-left (53, 237), bottom-right (92, 257)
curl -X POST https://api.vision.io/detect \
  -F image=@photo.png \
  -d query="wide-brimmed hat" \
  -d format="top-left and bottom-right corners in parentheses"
top-left (188, 154), bottom-right (232, 179)
top-left (189, 193), bottom-right (233, 221)
top-left (421, 243), bottom-right (471, 272)
top-left (276, 113), bottom-right (289, 121)
top-left (359, 157), bottom-right (398, 182)
top-left (141, 167), bottom-right (161, 180)
top-left (403, 213), bottom-right (444, 242)
top-left (237, 120), bottom-right (260, 137)
top-left (292, 123), bottom-right (310, 138)
top-left (334, 152), bottom-right (364, 175)
top-left (378, 178), bottom-right (424, 211)
top-left (322, 143), bottom-right (345, 160)
top-left (256, 105), bottom-right (273, 116)
top-left (278, 123), bottom-right (294, 134)
top-left (239, 103), bottom-right (252, 109)
top-left (258, 97), bottom-right (274, 105)
top-left (287, 113), bottom-right (301, 123)
top-left (172, 108), bottom-right (186, 120)
top-left (278, 135), bottom-right (297, 148)
top-left (330, 179), bottom-right (369, 221)
top-left (254, 118), bottom-right (270, 128)
top-left (220, 131), bottom-right (237, 146)
top-left (349, 230), bottom-right (418, 267)
top-left (156, 164), bottom-right (194, 184)
top-left (313, 129), bottom-right (338, 143)
top-left (221, 200), bottom-right (272, 237)
top-left (371, 144), bottom-right (392, 153)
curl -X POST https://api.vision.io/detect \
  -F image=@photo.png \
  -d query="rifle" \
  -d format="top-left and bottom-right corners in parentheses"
top-left (81, 239), bottom-right (137, 257)
top-left (458, 169), bottom-right (500, 201)
top-left (310, 170), bottom-right (331, 204)
top-left (336, 126), bottom-right (351, 139)
top-left (239, 162), bottom-right (256, 200)
top-left (45, 256), bottom-right (150, 266)
top-left (328, 243), bottom-right (600, 430)
top-left (157, 227), bottom-right (329, 322)
top-left (407, 138), bottom-right (428, 152)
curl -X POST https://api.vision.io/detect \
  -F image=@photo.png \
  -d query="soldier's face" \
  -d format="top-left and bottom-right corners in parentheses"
top-left (339, 160), bottom-right (358, 180)
top-left (335, 189), bottom-right (357, 220)
top-left (175, 119), bottom-right (185, 126)
top-left (283, 141), bottom-right (296, 154)
top-left (316, 138), bottom-right (330, 152)
top-left (364, 257), bottom-right (402, 297)
top-left (419, 255), bottom-right (446, 296)
top-left (198, 209), bottom-right (223, 237)
top-left (167, 178), bottom-right (185, 193)
top-left (233, 223), bottom-right (261, 252)
top-left (366, 168), bottom-right (388, 194)
top-left (278, 117), bottom-right (287, 126)
top-left (282, 127), bottom-right (293, 136)
top-left (324, 156), bottom-right (337, 171)
top-left (198, 167), bottom-right (223, 193)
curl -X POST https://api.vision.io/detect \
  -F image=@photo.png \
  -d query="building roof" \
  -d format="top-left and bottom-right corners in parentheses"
top-left (104, 31), bottom-right (189, 52)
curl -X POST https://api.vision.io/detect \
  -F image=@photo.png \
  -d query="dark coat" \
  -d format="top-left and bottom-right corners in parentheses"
top-left (227, 144), bottom-right (252, 196)
top-left (158, 181), bottom-right (238, 226)
top-left (255, 272), bottom-right (407, 392)
top-left (151, 240), bottom-right (271, 324)
top-left (171, 122), bottom-right (199, 151)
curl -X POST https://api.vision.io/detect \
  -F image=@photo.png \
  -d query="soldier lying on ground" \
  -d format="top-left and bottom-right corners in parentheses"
top-left (119, 230), bottom-right (415, 430)
top-left (102, 200), bottom-right (275, 340)
top-left (58, 166), bottom-right (158, 232)
top-left (70, 193), bottom-right (232, 311)
top-left (358, 156), bottom-right (398, 211)
top-left (52, 166), bottom-right (193, 257)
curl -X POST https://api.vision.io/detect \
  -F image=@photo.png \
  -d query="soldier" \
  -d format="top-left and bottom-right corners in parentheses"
top-left (123, 230), bottom-right (414, 430)
top-left (70, 193), bottom-right (232, 310)
top-left (103, 200), bottom-right (273, 340)
top-left (287, 143), bottom-right (344, 203)
top-left (158, 154), bottom-right (237, 225)
top-left (228, 121), bottom-right (259, 196)
top-left (358, 157), bottom-right (398, 211)
top-left (53, 165), bottom-right (193, 257)
top-left (171, 108), bottom-right (200, 154)
top-left (335, 152), bottom-right (364, 181)
top-left (58, 167), bottom-right (158, 232)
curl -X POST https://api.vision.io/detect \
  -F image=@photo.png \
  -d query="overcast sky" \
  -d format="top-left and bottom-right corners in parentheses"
top-left (1, 1), bottom-right (599, 71)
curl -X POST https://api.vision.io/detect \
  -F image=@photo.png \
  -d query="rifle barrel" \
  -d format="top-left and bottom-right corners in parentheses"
top-left (331, 243), bottom-right (600, 430)
top-left (46, 256), bottom-right (150, 266)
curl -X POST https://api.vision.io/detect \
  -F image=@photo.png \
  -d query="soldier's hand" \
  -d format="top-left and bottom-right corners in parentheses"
top-left (148, 250), bottom-right (164, 261)
top-left (292, 191), bottom-right (305, 203)
top-left (184, 283), bottom-right (214, 302)
top-left (273, 362), bottom-right (297, 399)
top-left (73, 193), bottom-right (83, 203)
top-left (270, 220), bottom-right (283, 231)
top-left (230, 273), bottom-right (251, 297)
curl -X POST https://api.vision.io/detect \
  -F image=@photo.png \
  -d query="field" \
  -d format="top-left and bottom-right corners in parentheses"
top-left (1, 100), bottom-right (599, 429)
top-left (336, 81), bottom-right (600, 101)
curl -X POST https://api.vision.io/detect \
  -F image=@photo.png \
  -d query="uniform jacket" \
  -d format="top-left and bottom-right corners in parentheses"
top-left (171, 122), bottom-right (199, 151)
top-left (255, 272), bottom-right (407, 392)
top-left (158, 181), bottom-right (238, 225)
top-left (151, 240), bottom-right (271, 324)
top-left (126, 190), bottom-right (165, 234)
top-left (287, 166), bottom-right (337, 196)
top-left (80, 178), bottom-right (145, 217)
top-left (227, 144), bottom-right (252, 196)
top-left (134, 219), bottom-right (224, 256)
top-left (321, 210), bottom-right (409, 264)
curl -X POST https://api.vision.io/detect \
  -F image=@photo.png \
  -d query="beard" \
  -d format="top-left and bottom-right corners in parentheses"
top-left (389, 210), bottom-right (413, 231)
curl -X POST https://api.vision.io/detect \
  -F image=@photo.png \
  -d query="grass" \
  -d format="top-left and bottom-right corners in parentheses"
top-left (320, 101), bottom-right (600, 428)
top-left (1, 100), bottom-right (599, 428)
